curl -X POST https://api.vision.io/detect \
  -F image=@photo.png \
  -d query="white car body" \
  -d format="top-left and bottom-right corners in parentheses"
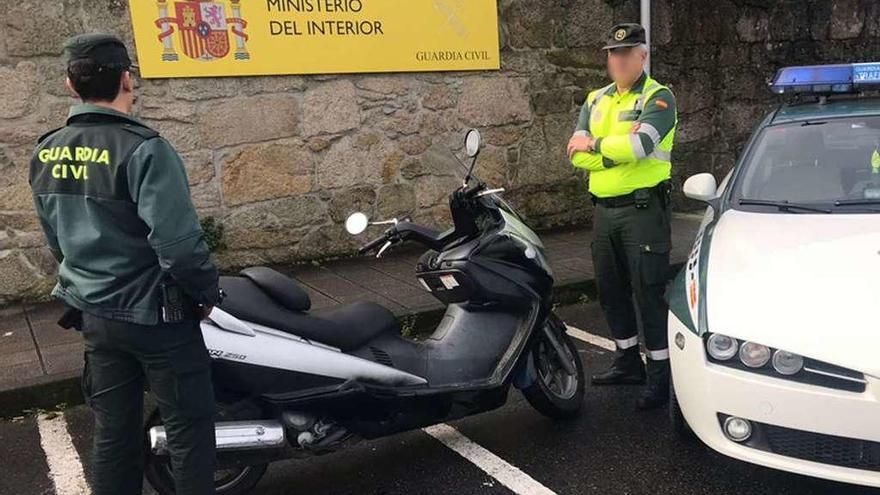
top-left (669, 206), bottom-right (880, 488)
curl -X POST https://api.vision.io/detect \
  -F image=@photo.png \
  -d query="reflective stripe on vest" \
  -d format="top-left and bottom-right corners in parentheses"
top-left (588, 83), bottom-right (615, 125)
top-left (634, 81), bottom-right (659, 112)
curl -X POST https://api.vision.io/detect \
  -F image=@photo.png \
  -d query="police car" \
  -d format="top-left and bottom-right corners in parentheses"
top-left (668, 63), bottom-right (880, 488)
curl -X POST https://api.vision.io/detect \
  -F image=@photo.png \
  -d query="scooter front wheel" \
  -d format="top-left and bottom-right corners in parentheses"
top-left (521, 314), bottom-right (585, 419)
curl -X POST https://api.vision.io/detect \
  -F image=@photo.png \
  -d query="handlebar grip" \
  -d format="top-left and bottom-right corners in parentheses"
top-left (465, 182), bottom-right (484, 197)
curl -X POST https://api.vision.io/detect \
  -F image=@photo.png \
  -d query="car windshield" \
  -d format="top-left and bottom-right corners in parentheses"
top-left (733, 115), bottom-right (880, 212)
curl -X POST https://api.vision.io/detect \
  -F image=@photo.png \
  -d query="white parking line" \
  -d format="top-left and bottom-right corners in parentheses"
top-left (566, 324), bottom-right (647, 361)
top-left (564, 324), bottom-right (615, 351)
top-left (421, 325), bottom-right (630, 494)
top-left (565, 324), bottom-right (645, 361)
top-left (36, 413), bottom-right (90, 495)
top-left (423, 423), bottom-right (557, 495)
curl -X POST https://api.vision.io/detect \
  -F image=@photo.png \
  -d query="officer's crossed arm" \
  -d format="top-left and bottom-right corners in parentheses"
top-left (593, 89), bottom-right (677, 166)
top-left (569, 97), bottom-right (609, 172)
top-left (127, 138), bottom-right (220, 308)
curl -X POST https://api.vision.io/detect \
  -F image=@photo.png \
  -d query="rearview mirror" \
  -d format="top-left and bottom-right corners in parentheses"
top-left (345, 212), bottom-right (369, 235)
top-left (683, 173), bottom-right (718, 203)
top-left (465, 129), bottom-right (481, 158)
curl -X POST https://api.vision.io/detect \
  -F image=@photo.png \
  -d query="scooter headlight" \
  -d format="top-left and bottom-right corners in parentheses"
top-left (739, 342), bottom-right (771, 368)
top-left (706, 334), bottom-right (738, 361)
top-left (772, 350), bottom-right (804, 375)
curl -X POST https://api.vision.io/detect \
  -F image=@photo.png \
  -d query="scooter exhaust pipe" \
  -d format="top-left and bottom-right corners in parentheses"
top-left (149, 420), bottom-right (286, 455)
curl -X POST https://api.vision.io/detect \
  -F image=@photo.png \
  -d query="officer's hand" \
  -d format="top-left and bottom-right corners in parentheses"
top-left (630, 122), bottom-right (641, 133)
top-left (567, 135), bottom-right (595, 159)
top-left (198, 305), bottom-right (214, 320)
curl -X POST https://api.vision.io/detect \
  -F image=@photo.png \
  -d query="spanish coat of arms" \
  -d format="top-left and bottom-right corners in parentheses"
top-left (154, 0), bottom-right (250, 62)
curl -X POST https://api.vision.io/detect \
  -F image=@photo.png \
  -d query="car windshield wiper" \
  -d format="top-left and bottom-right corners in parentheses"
top-left (832, 198), bottom-right (880, 212)
top-left (738, 198), bottom-right (832, 213)
top-left (834, 198), bottom-right (880, 206)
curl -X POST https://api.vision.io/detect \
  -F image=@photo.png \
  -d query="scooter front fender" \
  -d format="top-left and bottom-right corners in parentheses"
top-left (512, 353), bottom-right (537, 389)
top-left (511, 312), bottom-right (570, 390)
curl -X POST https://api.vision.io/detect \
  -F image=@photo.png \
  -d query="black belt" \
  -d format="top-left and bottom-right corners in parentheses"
top-left (591, 181), bottom-right (671, 208)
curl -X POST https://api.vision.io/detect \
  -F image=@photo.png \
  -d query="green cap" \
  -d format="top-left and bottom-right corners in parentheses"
top-left (603, 23), bottom-right (647, 50)
top-left (63, 33), bottom-right (133, 69)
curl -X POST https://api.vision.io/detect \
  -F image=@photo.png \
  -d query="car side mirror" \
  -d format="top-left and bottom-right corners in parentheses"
top-left (683, 173), bottom-right (718, 204)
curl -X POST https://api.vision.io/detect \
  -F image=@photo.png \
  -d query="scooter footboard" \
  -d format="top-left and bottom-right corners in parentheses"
top-left (341, 385), bottom-right (511, 439)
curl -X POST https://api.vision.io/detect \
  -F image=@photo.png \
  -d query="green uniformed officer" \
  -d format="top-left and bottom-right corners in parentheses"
top-left (567, 23), bottom-right (677, 410)
top-left (872, 138), bottom-right (880, 174)
top-left (28, 34), bottom-right (219, 494)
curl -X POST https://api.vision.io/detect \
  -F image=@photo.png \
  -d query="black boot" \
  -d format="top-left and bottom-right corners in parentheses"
top-left (591, 348), bottom-right (646, 385)
top-left (636, 359), bottom-right (670, 410)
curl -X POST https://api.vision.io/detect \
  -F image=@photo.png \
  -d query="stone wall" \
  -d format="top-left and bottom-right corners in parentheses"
top-left (1, 0), bottom-right (879, 303)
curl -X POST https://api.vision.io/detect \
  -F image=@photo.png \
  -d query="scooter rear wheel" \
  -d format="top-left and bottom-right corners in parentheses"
top-left (143, 409), bottom-right (269, 495)
top-left (521, 314), bottom-right (585, 419)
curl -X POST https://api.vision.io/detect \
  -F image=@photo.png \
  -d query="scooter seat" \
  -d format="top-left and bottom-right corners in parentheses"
top-left (239, 266), bottom-right (311, 312)
top-left (218, 275), bottom-right (400, 351)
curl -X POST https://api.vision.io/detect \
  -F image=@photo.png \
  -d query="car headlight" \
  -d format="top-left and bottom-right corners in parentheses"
top-left (772, 350), bottom-right (804, 375)
top-left (706, 334), bottom-right (738, 360)
top-left (703, 333), bottom-right (865, 393)
top-left (739, 342), bottom-right (771, 368)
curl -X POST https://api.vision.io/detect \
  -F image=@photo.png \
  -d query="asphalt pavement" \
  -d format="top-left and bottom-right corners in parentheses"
top-left (1, 301), bottom-right (877, 495)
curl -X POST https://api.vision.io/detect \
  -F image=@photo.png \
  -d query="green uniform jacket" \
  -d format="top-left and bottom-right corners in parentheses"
top-left (29, 104), bottom-right (219, 325)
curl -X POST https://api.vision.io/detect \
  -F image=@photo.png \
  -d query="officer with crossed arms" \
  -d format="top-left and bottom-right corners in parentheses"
top-left (567, 23), bottom-right (678, 410)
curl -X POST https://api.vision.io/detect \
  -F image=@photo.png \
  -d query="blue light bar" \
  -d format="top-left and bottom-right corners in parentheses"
top-left (769, 63), bottom-right (880, 95)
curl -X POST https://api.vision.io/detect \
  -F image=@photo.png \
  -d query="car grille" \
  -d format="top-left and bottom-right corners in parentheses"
top-left (763, 423), bottom-right (880, 472)
top-left (719, 414), bottom-right (880, 472)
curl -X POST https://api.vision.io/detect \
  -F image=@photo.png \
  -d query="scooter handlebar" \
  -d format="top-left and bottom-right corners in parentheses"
top-left (358, 233), bottom-right (390, 254)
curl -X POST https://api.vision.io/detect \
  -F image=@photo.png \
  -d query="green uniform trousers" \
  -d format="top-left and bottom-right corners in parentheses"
top-left (80, 311), bottom-right (217, 495)
top-left (590, 186), bottom-right (672, 361)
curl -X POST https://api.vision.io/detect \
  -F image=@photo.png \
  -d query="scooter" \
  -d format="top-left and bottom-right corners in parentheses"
top-left (144, 129), bottom-right (585, 495)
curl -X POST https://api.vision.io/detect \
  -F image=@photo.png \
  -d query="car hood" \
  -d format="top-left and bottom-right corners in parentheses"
top-left (705, 210), bottom-right (880, 378)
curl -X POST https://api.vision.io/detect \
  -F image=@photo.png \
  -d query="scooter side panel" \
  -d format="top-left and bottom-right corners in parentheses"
top-left (200, 321), bottom-right (428, 387)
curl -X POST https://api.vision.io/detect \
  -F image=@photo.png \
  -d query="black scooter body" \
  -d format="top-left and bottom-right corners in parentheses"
top-left (248, 193), bottom-right (555, 438)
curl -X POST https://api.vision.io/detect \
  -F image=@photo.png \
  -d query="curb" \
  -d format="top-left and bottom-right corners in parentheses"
top-left (0, 263), bottom-right (681, 419)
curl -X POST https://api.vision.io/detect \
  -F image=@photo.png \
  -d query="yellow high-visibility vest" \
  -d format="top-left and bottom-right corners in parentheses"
top-left (572, 75), bottom-right (676, 198)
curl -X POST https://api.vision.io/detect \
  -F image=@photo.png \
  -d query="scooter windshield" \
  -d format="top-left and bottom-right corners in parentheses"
top-left (423, 143), bottom-right (482, 184)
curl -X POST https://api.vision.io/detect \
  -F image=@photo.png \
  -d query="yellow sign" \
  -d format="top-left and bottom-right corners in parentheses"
top-left (128, 0), bottom-right (500, 78)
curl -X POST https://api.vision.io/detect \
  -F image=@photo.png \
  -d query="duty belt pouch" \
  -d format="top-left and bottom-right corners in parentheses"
top-left (633, 188), bottom-right (651, 209)
top-left (658, 181), bottom-right (673, 209)
top-left (57, 305), bottom-right (83, 332)
top-left (159, 281), bottom-right (194, 324)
